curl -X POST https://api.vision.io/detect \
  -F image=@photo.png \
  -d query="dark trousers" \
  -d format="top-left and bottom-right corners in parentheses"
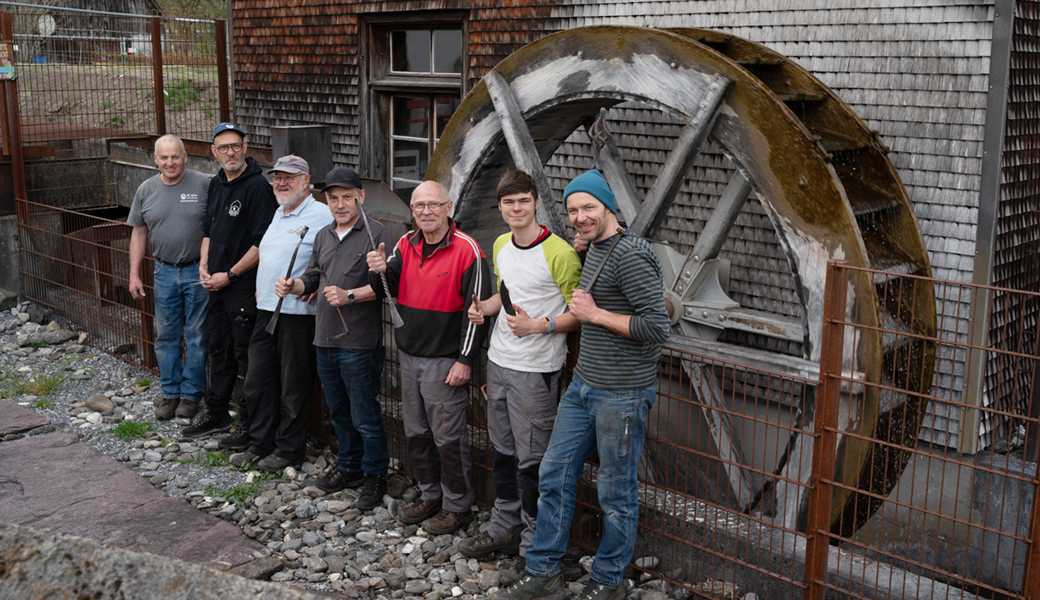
top-left (205, 284), bottom-right (256, 425)
top-left (243, 311), bottom-right (316, 462)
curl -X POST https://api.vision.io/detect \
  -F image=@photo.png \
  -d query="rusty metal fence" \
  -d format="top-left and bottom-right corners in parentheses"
top-left (1, 2), bottom-right (230, 150)
top-left (17, 196), bottom-right (155, 367)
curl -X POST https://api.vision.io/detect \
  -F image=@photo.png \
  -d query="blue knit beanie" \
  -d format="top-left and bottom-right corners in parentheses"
top-left (563, 169), bottom-right (616, 214)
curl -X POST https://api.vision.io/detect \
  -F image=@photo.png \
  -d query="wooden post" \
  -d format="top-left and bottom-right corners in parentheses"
top-left (803, 261), bottom-right (849, 600)
top-left (215, 19), bottom-right (230, 123)
top-left (1, 13), bottom-right (26, 217)
top-left (150, 16), bottom-right (166, 136)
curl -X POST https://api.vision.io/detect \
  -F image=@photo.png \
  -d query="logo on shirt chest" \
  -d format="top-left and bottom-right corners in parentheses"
top-left (288, 226), bottom-right (308, 237)
top-left (228, 200), bottom-right (242, 217)
top-left (180, 193), bottom-right (199, 203)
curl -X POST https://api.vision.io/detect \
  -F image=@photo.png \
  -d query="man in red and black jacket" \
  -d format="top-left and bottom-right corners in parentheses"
top-left (368, 180), bottom-right (491, 535)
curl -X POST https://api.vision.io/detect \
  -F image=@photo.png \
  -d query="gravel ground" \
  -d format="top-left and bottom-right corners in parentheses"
top-left (0, 300), bottom-right (696, 600)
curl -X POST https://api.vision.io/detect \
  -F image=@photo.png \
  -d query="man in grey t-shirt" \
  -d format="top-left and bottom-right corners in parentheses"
top-left (128, 134), bottom-right (210, 421)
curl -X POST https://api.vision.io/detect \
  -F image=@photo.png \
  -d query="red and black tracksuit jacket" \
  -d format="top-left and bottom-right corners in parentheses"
top-left (371, 219), bottom-right (492, 365)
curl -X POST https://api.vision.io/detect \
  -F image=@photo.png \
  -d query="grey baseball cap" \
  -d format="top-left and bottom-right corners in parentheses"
top-left (268, 155), bottom-right (310, 175)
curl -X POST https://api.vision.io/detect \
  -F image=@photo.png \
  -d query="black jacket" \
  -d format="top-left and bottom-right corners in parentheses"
top-left (203, 157), bottom-right (277, 289)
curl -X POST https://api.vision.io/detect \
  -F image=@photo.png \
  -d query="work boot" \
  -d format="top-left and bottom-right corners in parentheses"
top-left (574, 580), bottom-right (625, 600)
top-left (229, 451), bottom-right (260, 469)
top-left (490, 572), bottom-right (567, 600)
top-left (217, 428), bottom-right (250, 450)
top-left (175, 399), bottom-right (198, 419)
top-left (182, 410), bottom-right (232, 437)
top-left (155, 397), bottom-right (179, 420)
top-left (400, 498), bottom-right (441, 524)
top-left (257, 454), bottom-right (293, 472)
top-left (316, 470), bottom-right (365, 493)
top-left (355, 474), bottom-right (387, 512)
top-left (424, 508), bottom-right (474, 535)
top-left (460, 530), bottom-right (521, 558)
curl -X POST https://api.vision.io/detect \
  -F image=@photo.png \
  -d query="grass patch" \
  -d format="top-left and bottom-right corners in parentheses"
top-left (136, 378), bottom-right (151, 387)
top-left (0, 355), bottom-right (81, 398)
top-left (181, 449), bottom-right (230, 468)
top-left (24, 341), bottom-right (46, 349)
top-left (112, 419), bottom-right (154, 442)
top-left (205, 470), bottom-right (281, 508)
top-left (32, 398), bottom-right (51, 409)
top-left (165, 79), bottom-right (199, 110)
top-left (110, 115), bottom-right (124, 125)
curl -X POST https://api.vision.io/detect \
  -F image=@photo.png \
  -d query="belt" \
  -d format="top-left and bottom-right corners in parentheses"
top-left (155, 258), bottom-right (200, 268)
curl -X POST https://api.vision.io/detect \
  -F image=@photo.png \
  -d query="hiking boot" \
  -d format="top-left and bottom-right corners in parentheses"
top-left (460, 530), bottom-right (521, 559)
top-left (316, 470), bottom-right (365, 493)
top-left (217, 428), bottom-right (250, 450)
top-left (400, 498), bottom-right (442, 524)
top-left (355, 474), bottom-right (387, 512)
top-left (574, 580), bottom-right (625, 600)
top-left (175, 399), bottom-right (198, 419)
top-left (257, 454), bottom-right (293, 472)
top-left (424, 508), bottom-right (474, 535)
top-left (490, 572), bottom-right (567, 600)
top-left (229, 451), bottom-right (260, 469)
top-left (155, 397), bottom-right (179, 420)
top-left (182, 410), bottom-right (232, 437)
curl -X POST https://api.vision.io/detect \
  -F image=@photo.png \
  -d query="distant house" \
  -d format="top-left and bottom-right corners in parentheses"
top-left (228, 0), bottom-right (1040, 457)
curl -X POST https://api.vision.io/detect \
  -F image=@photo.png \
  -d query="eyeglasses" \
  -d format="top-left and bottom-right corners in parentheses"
top-left (214, 143), bottom-right (243, 155)
top-left (411, 200), bottom-right (450, 212)
top-left (272, 173), bottom-right (303, 184)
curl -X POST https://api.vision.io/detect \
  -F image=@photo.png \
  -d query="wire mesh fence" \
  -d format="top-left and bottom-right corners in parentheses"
top-left (2, 2), bottom-right (228, 155)
top-left (811, 262), bottom-right (1040, 600)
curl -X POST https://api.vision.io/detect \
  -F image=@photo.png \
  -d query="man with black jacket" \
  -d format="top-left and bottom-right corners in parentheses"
top-left (184, 122), bottom-right (277, 441)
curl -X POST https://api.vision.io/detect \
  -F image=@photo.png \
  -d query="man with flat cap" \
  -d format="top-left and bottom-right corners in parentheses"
top-left (184, 122), bottom-right (277, 442)
top-left (229, 155), bottom-right (332, 472)
top-left (276, 167), bottom-right (395, 510)
top-left (494, 169), bottom-right (670, 600)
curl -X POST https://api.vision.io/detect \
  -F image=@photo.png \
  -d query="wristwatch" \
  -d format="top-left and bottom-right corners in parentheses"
top-left (346, 289), bottom-right (356, 305)
top-left (227, 271), bottom-right (239, 284)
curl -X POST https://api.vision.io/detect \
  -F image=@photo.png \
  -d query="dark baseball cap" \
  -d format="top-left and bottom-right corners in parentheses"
top-left (322, 167), bottom-right (364, 192)
top-left (212, 122), bottom-right (245, 141)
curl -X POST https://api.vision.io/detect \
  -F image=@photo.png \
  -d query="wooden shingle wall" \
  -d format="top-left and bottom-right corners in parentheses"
top-left (985, 0), bottom-right (1040, 450)
top-left (231, 0), bottom-right (1020, 449)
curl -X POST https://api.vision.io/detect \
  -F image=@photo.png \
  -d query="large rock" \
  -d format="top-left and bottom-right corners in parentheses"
top-left (85, 394), bottom-right (114, 413)
top-left (0, 401), bottom-right (50, 437)
top-left (0, 523), bottom-right (325, 600)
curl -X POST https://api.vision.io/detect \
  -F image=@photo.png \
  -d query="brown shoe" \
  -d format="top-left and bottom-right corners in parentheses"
top-left (155, 397), bottom-right (179, 420)
top-left (424, 508), bottom-right (474, 535)
top-left (400, 498), bottom-right (441, 524)
top-left (175, 400), bottom-right (198, 419)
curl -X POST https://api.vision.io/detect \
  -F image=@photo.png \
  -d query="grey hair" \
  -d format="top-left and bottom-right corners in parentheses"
top-left (154, 134), bottom-right (186, 156)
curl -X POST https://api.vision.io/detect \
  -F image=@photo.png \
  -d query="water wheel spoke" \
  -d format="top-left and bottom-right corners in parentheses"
top-left (629, 73), bottom-right (732, 238)
top-left (484, 71), bottom-right (568, 237)
top-left (586, 109), bottom-right (643, 224)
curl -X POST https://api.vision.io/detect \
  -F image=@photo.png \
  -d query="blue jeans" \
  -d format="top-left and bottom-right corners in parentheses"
top-left (525, 378), bottom-right (656, 587)
top-left (152, 261), bottom-right (209, 402)
top-left (316, 346), bottom-right (389, 476)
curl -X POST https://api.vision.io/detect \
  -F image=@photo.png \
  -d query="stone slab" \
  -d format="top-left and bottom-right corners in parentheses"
top-left (0, 432), bottom-right (264, 571)
top-left (0, 399), bottom-right (50, 436)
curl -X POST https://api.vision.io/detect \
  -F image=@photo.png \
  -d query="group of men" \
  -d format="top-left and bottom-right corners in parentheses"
top-left (130, 120), bottom-right (670, 600)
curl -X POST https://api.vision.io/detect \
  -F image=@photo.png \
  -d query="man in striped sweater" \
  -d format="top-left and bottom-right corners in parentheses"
top-left (494, 170), bottom-right (670, 600)
top-left (367, 180), bottom-right (492, 535)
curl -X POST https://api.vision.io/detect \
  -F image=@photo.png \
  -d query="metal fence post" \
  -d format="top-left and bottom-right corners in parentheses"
top-left (150, 16), bottom-right (166, 136)
top-left (1024, 340), bottom-right (1040, 597)
top-left (215, 19), bottom-right (231, 123)
top-left (803, 260), bottom-right (849, 600)
top-left (1, 13), bottom-right (26, 212)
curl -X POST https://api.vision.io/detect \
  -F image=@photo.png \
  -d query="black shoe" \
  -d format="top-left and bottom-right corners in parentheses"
top-left (490, 572), bottom-right (567, 600)
top-left (460, 530), bottom-right (521, 558)
top-left (257, 454), bottom-right (294, 472)
top-left (217, 428), bottom-right (250, 450)
top-left (574, 580), bottom-right (625, 600)
top-left (355, 474), bottom-right (387, 512)
top-left (229, 451), bottom-right (260, 468)
top-left (316, 470), bottom-right (365, 493)
top-left (182, 410), bottom-right (232, 437)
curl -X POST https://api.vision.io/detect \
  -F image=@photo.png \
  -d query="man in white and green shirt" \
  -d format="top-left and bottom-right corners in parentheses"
top-left (464, 169), bottom-right (582, 560)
